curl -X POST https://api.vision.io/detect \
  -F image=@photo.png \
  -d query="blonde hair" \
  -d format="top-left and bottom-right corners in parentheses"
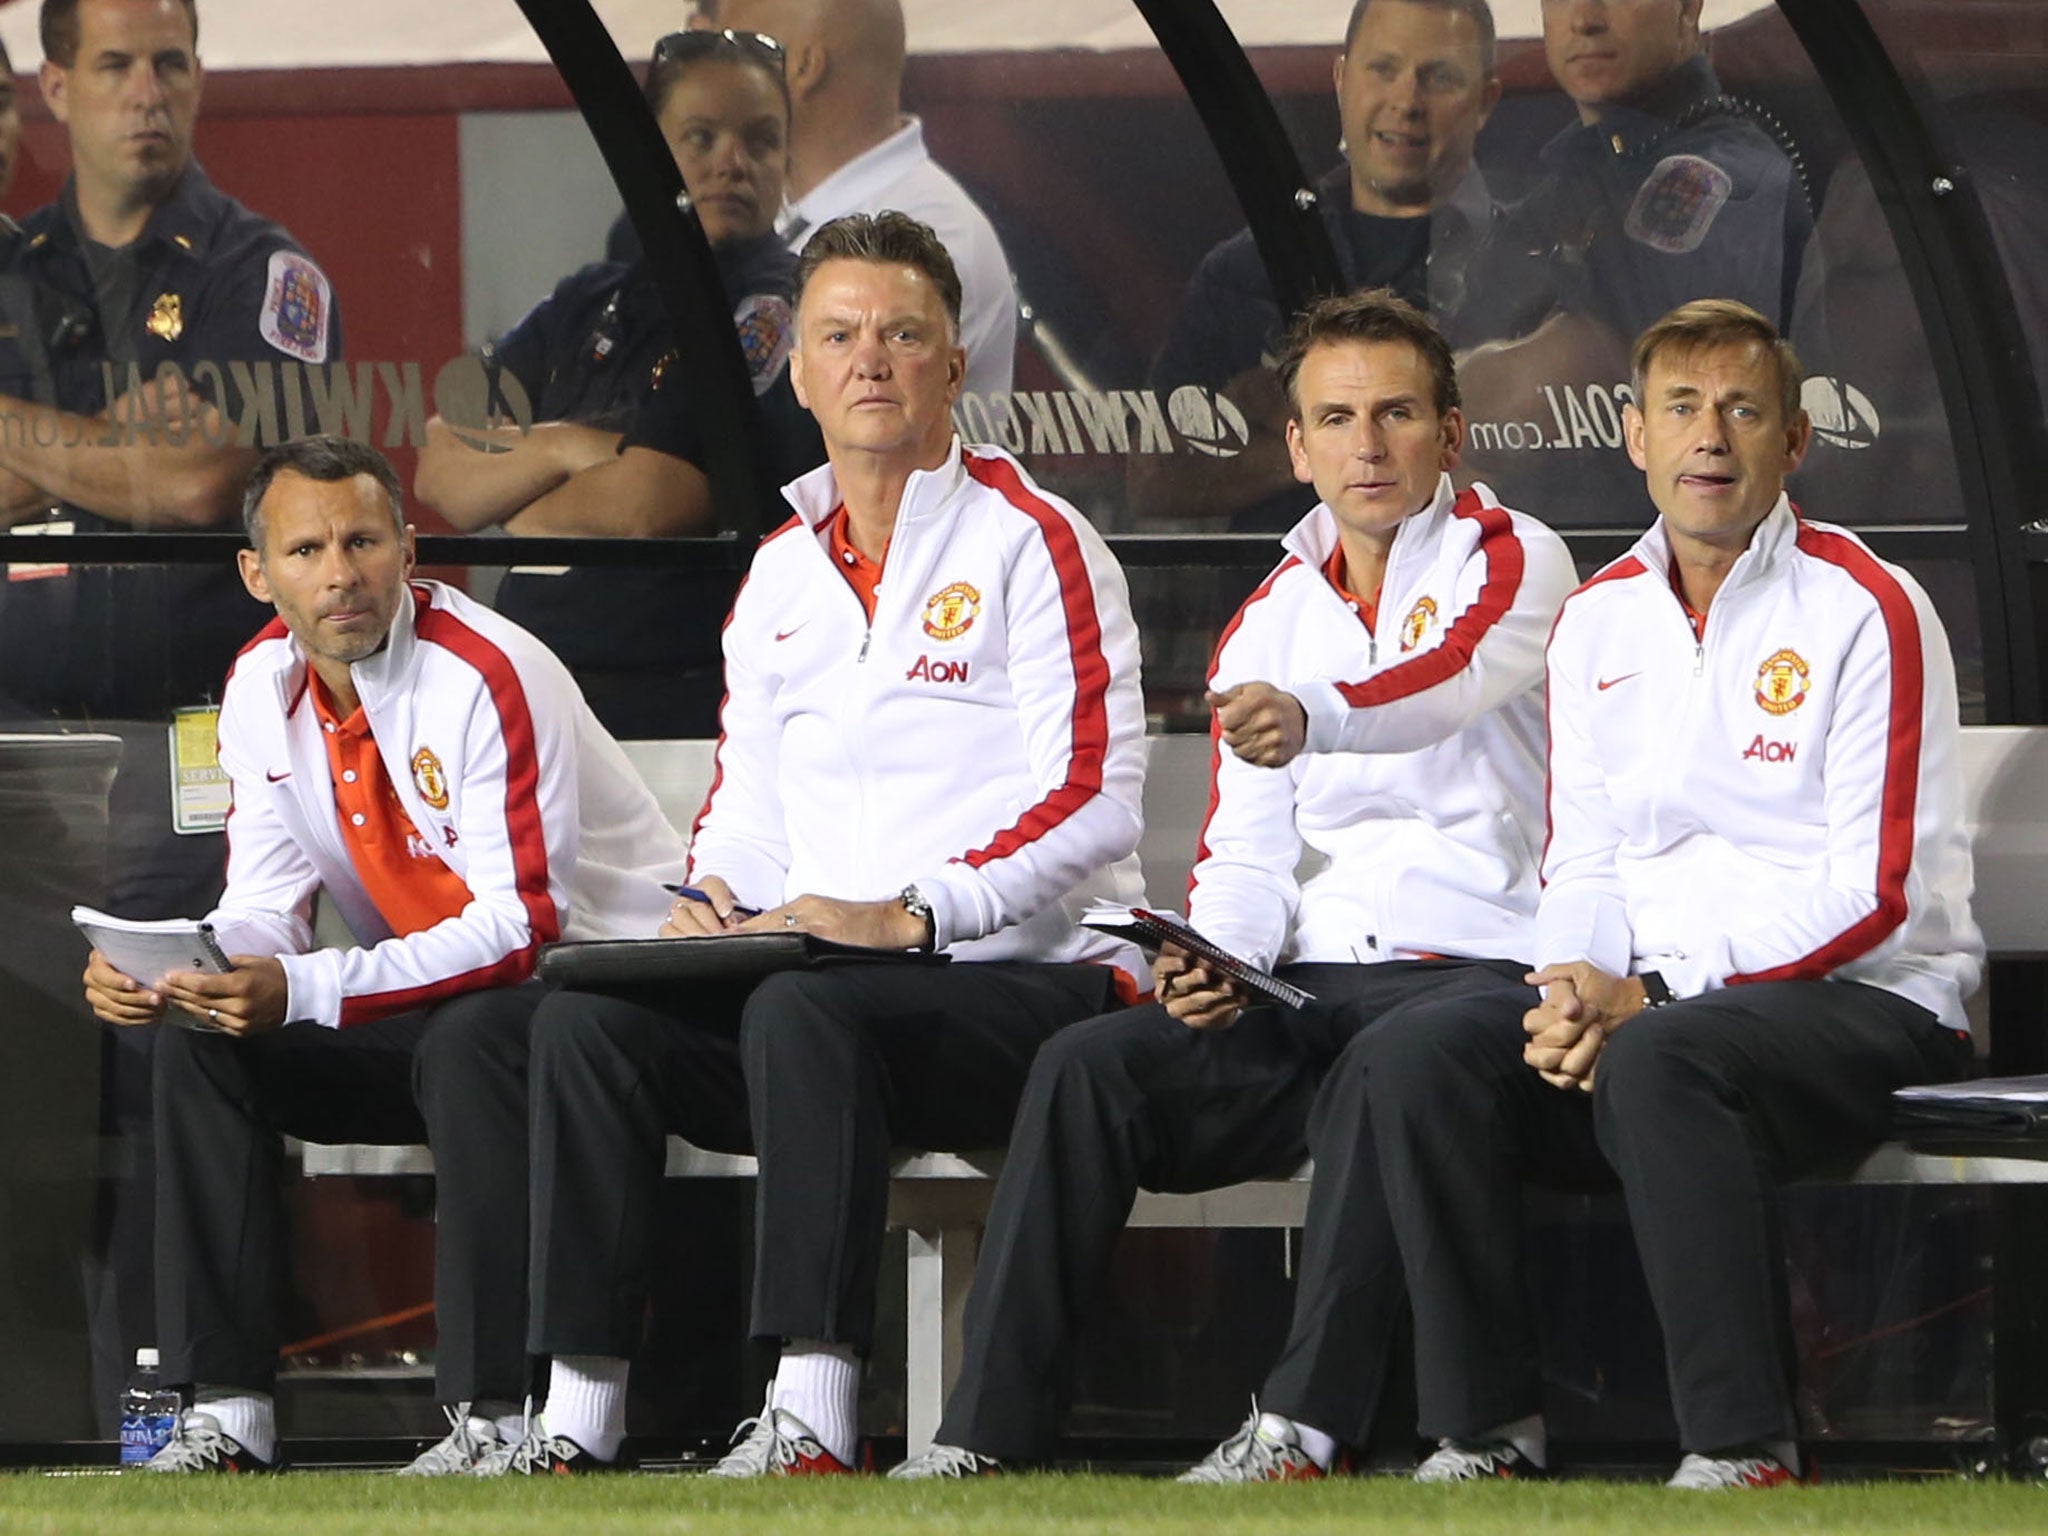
top-left (1631, 299), bottom-right (1802, 423)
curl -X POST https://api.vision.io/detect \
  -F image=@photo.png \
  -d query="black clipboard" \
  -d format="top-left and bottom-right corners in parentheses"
top-left (538, 932), bottom-right (949, 989)
top-left (1892, 1074), bottom-right (2048, 1140)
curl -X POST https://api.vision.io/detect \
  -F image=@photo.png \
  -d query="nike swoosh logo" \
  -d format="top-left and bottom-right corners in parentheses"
top-left (266, 769), bottom-right (291, 782)
top-left (774, 623), bottom-right (809, 643)
top-left (1596, 673), bottom-right (1642, 692)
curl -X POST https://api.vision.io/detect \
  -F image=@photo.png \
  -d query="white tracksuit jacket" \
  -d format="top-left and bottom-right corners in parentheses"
top-left (1537, 498), bottom-right (1983, 1033)
top-left (687, 440), bottom-right (1147, 986)
top-left (210, 580), bottom-right (689, 1028)
top-left (1192, 476), bottom-right (1578, 970)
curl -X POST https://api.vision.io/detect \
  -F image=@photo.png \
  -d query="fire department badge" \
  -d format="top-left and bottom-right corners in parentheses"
top-left (1400, 595), bottom-right (1438, 653)
top-left (1624, 154), bottom-right (1733, 255)
top-left (258, 250), bottom-right (332, 364)
top-left (411, 747), bottom-right (450, 810)
top-left (145, 292), bottom-right (183, 342)
top-left (922, 581), bottom-right (981, 642)
top-left (1754, 649), bottom-right (1810, 716)
top-left (732, 293), bottom-right (793, 397)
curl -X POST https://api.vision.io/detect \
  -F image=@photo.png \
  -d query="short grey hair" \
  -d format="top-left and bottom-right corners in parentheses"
top-left (242, 435), bottom-right (405, 550)
top-left (793, 211), bottom-right (964, 339)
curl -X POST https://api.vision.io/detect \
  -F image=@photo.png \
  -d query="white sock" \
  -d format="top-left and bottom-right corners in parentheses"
top-left (1259, 1410), bottom-right (1335, 1470)
top-left (1493, 1411), bottom-right (1547, 1469)
top-left (771, 1342), bottom-right (859, 1467)
top-left (194, 1388), bottom-right (275, 1464)
top-left (543, 1355), bottom-right (629, 1463)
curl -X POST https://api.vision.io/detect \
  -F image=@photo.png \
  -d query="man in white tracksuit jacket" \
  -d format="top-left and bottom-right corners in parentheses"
top-left (893, 289), bottom-right (1578, 1481)
top-left (1358, 299), bottom-right (1983, 1490)
top-left (500, 213), bottom-right (1146, 1476)
top-left (81, 436), bottom-right (688, 1474)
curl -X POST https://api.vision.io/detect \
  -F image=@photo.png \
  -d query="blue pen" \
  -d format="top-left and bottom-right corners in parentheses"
top-left (663, 883), bottom-right (763, 920)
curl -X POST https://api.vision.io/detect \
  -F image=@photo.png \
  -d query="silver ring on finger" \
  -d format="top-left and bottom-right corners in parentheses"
top-left (208, 1008), bottom-right (220, 1023)
top-left (784, 913), bottom-right (799, 929)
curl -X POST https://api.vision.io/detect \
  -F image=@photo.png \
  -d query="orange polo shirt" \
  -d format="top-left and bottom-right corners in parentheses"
top-left (1323, 544), bottom-right (1380, 635)
top-left (1669, 559), bottom-right (1708, 641)
top-left (310, 675), bottom-right (474, 937)
top-left (826, 504), bottom-right (887, 622)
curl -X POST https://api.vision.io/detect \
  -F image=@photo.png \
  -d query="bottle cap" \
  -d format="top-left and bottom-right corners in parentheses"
top-left (135, 1347), bottom-right (159, 1369)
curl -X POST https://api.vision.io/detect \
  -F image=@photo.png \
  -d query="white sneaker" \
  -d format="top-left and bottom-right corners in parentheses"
top-left (1177, 1402), bottom-right (1329, 1483)
top-left (1413, 1438), bottom-right (1544, 1483)
top-left (888, 1442), bottom-right (1003, 1479)
top-left (1666, 1449), bottom-right (1801, 1489)
top-left (140, 1410), bottom-right (278, 1474)
top-left (705, 1384), bottom-right (855, 1478)
top-left (398, 1404), bottom-right (503, 1476)
top-left (472, 1417), bottom-right (626, 1476)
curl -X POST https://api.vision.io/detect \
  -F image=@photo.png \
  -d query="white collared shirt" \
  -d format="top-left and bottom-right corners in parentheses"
top-left (783, 117), bottom-right (1018, 401)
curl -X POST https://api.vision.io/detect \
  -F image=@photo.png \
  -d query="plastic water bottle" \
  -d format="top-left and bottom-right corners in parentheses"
top-left (118, 1348), bottom-right (178, 1466)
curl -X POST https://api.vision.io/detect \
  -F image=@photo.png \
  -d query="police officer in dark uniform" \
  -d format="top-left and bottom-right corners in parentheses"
top-left (417, 29), bottom-right (822, 738)
top-left (1130, 0), bottom-right (1502, 533)
top-left (1461, 61), bottom-right (1807, 345)
top-left (0, 0), bottom-right (339, 905)
top-left (0, 0), bottom-right (341, 1432)
top-left (1454, 0), bottom-right (1807, 525)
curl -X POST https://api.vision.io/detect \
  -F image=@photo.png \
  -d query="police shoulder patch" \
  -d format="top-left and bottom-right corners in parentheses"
top-left (259, 250), bottom-right (333, 364)
top-left (732, 293), bottom-right (793, 397)
top-left (1624, 154), bottom-right (1734, 255)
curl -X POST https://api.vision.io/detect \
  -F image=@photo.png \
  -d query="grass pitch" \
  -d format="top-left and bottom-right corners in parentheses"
top-left (0, 1472), bottom-right (2041, 1536)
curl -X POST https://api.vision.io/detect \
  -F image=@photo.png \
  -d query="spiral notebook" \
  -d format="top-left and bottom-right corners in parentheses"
top-left (1079, 903), bottom-right (1314, 1009)
top-left (72, 904), bottom-right (232, 984)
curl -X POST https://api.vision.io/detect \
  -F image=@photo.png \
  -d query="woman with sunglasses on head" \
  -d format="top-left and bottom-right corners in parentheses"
top-left (416, 29), bottom-right (823, 738)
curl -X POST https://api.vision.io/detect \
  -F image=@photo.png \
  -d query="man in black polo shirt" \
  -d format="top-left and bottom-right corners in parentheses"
top-left (0, 0), bottom-right (342, 1427)
top-left (1130, 0), bottom-right (1501, 532)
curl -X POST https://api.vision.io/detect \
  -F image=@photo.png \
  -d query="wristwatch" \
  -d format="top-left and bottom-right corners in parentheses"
top-left (898, 884), bottom-right (936, 950)
top-left (1637, 971), bottom-right (1674, 1009)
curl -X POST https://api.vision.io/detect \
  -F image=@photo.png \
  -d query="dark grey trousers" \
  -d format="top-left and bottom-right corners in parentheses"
top-left (526, 962), bottom-right (1120, 1359)
top-left (936, 958), bottom-right (1528, 1462)
top-left (1362, 975), bottom-right (1971, 1452)
top-left (154, 982), bottom-right (546, 1403)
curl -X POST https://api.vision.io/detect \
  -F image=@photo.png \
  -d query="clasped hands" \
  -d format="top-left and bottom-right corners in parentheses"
top-left (1521, 961), bottom-right (1651, 1092)
top-left (661, 874), bottom-right (928, 951)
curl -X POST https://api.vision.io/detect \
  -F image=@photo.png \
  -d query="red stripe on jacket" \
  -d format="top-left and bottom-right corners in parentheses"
top-left (1538, 554), bottom-right (1646, 881)
top-left (339, 588), bottom-right (558, 1024)
top-left (1188, 555), bottom-right (1300, 905)
top-left (956, 454), bottom-right (1115, 871)
top-left (1730, 526), bottom-right (1923, 984)
top-left (341, 951), bottom-right (540, 1025)
top-left (687, 514), bottom-right (802, 875)
top-left (1332, 490), bottom-right (1524, 709)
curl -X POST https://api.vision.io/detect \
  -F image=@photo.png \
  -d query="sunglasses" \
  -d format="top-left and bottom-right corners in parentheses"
top-left (652, 28), bottom-right (787, 72)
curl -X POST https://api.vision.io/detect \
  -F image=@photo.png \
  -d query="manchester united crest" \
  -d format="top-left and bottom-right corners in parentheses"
top-left (146, 292), bottom-right (183, 342)
top-left (923, 581), bottom-right (981, 642)
top-left (1754, 649), bottom-right (1810, 716)
top-left (411, 747), bottom-right (450, 810)
top-left (1400, 595), bottom-right (1438, 653)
